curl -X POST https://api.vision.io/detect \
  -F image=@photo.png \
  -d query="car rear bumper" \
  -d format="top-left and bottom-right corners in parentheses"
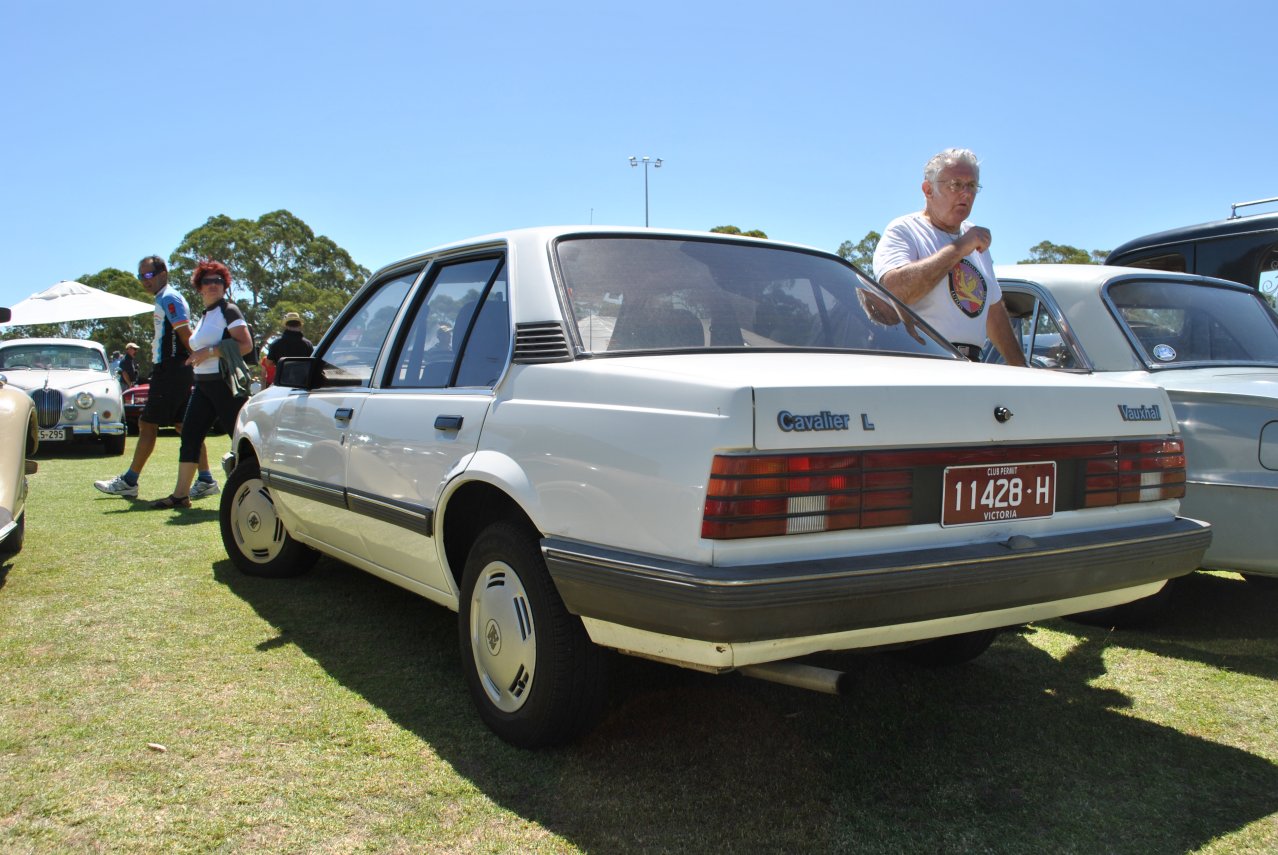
top-left (543, 517), bottom-right (1211, 645)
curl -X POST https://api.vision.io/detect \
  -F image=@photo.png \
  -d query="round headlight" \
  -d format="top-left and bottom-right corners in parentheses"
top-left (76, 391), bottom-right (95, 409)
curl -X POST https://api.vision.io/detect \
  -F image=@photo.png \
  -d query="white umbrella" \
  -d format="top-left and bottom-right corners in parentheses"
top-left (6, 280), bottom-right (153, 326)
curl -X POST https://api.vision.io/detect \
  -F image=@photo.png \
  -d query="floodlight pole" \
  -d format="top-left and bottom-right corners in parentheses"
top-left (628, 155), bottom-right (662, 226)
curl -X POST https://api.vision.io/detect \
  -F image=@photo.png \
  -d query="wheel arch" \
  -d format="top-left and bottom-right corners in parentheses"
top-left (441, 480), bottom-right (538, 592)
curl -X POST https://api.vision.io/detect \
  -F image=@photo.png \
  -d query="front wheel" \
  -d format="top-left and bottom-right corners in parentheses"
top-left (219, 459), bottom-right (317, 578)
top-left (103, 433), bottom-right (126, 456)
top-left (459, 520), bottom-right (607, 748)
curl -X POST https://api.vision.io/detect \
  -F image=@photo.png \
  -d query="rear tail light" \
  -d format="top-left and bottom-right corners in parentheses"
top-left (1082, 439), bottom-right (1186, 507)
top-left (702, 451), bottom-right (914, 539)
top-left (702, 439), bottom-right (1187, 540)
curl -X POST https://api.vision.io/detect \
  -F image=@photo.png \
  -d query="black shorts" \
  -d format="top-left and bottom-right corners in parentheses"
top-left (141, 368), bottom-right (194, 427)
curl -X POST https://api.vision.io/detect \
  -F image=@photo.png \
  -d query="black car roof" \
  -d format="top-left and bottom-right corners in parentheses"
top-left (1108, 211), bottom-right (1278, 261)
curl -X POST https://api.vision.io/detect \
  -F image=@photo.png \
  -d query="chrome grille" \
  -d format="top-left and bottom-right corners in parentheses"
top-left (31, 388), bottom-right (63, 429)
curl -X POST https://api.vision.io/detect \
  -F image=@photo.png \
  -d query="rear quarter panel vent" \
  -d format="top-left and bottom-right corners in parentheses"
top-left (513, 322), bottom-right (573, 363)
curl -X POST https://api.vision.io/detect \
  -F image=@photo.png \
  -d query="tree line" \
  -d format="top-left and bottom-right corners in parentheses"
top-left (4, 210), bottom-right (369, 378)
top-left (4, 213), bottom-right (1107, 378)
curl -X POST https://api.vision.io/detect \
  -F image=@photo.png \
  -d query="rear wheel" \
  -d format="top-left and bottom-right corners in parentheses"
top-left (459, 519), bottom-right (607, 747)
top-left (893, 628), bottom-right (998, 667)
top-left (219, 459), bottom-right (317, 578)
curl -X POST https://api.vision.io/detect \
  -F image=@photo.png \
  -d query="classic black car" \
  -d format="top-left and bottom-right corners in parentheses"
top-left (1106, 198), bottom-right (1278, 297)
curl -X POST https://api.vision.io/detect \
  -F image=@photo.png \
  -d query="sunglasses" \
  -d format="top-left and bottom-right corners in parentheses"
top-left (137, 270), bottom-right (162, 280)
top-left (199, 277), bottom-right (226, 287)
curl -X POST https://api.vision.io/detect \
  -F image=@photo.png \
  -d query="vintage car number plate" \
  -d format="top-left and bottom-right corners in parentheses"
top-left (942, 461), bottom-right (1056, 527)
top-left (38, 428), bottom-right (66, 441)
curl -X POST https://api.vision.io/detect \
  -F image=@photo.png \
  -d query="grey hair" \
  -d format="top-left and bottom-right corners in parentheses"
top-left (924, 148), bottom-right (980, 187)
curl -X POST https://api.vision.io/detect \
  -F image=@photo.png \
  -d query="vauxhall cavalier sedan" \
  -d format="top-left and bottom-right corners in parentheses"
top-left (219, 227), bottom-right (1209, 746)
top-left (992, 263), bottom-right (1278, 588)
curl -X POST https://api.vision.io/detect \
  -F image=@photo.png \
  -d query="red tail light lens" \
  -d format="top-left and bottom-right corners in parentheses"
top-left (1083, 439), bottom-right (1186, 507)
top-left (702, 452), bottom-right (911, 539)
top-left (702, 438), bottom-right (1187, 540)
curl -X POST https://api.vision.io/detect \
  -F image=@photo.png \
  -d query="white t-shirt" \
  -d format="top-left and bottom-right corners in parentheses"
top-left (872, 211), bottom-right (1002, 345)
top-left (189, 300), bottom-right (248, 377)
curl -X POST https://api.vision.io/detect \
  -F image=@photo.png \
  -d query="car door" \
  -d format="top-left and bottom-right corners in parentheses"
top-left (343, 254), bottom-right (510, 598)
top-left (267, 268), bottom-right (419, 558)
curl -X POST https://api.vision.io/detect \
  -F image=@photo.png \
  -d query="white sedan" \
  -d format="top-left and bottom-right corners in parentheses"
top-left (219, 227), bottom-right (1209, 746)
top-left (0, 338), bottom-right (126, 456)
top-left (994, 263), bottom-right (1278, 587)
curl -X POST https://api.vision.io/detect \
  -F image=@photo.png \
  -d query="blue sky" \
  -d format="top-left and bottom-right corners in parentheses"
top-left (2, 0), bottom-right (1274, 310)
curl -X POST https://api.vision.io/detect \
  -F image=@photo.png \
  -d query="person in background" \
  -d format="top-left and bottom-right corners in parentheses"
top-left (118, 342), bottom-right (139, 388)
top-left (260, 311), bottom-right (314, 385)
top-left (150, 260), bottom-right (253, 509)
top-left (872, 148), bottom-right (1026, 366)
top-left (94, 256), bottom-right (218, 500)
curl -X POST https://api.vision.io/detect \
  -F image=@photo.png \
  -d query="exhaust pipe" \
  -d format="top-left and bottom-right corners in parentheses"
top-left (738, 661), bottom-right (848, 695)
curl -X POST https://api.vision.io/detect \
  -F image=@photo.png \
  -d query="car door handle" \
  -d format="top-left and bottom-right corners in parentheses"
top-left (334, 407), bottom-right (354, 423)
top-left (434, 415), bottom-right (463, 431)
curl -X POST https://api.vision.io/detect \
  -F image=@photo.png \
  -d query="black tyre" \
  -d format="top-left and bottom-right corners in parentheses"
top-left (0, 511), bottom-right (24, 557)
top-left (103, 433), bottom-right (126, 456)
top-left (219, 459), bottom-right (317, 578)
top-left (893, 628), bottom-right (998, 667)
top-left (459, 519), bottom-right (607, 748)
top-left (1241, 573), bottom-right (1278, 592)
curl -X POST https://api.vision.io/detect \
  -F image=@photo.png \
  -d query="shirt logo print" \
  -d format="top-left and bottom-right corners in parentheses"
top-left (949, 259), bottom-right (987, 318)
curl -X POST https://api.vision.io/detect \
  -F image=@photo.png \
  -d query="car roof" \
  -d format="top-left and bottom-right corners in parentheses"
top-left (0, 337), bottom-right (107, 352)
top-left (995, 263), bottom-right (1250, 295)
top-left (365, 225), bottom-right (824, 281)
top-left (1108, 212), bottom-right (1278, 261)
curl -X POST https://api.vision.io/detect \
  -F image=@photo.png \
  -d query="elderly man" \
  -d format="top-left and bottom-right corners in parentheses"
top-left (872, 148), bottom-right (1026, 366)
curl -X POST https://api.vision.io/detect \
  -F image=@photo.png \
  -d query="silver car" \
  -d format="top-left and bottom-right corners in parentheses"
top-left (990, 264), bottom-right (1278, 588)
top-left (0, 338), bottom-right (127, 457)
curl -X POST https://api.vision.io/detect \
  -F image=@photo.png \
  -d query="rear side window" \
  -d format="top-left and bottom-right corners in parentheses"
top-left (1124, 252), bottom-right (1187, 273)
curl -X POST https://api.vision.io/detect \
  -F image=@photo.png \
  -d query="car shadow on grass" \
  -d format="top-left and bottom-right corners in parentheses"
top-left (1065, 571), bottom-right (1278, 681)
top-left (213, 557), bottom-right (1278, 855)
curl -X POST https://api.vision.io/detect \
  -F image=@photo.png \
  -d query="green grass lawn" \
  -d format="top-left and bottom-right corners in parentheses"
top-left (2, 435), bottom-right (1276, 853)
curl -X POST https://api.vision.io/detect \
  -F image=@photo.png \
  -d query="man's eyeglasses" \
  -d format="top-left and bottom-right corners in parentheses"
top-left (137, 270), bottom-right (162, 280)
top-left (941, 180), bottom-right (981, 195)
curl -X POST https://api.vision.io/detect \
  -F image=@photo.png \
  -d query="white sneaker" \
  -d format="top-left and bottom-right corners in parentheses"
top-left (189, 479), bottom-right (220, 500)
top-left (94, 476), bottom-right (138, 498)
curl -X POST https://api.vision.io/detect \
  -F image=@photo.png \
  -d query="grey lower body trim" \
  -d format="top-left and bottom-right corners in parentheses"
top-left (543, 518), bottom-right (1211, 643)
top-left (262, 469), bottom-right (434, 536)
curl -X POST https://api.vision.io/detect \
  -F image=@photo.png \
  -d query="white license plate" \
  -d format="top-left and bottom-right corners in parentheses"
top-left (38, 428), bottom-right (66, 441)
top-left (942, 461), bottom-right (1056, 527)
